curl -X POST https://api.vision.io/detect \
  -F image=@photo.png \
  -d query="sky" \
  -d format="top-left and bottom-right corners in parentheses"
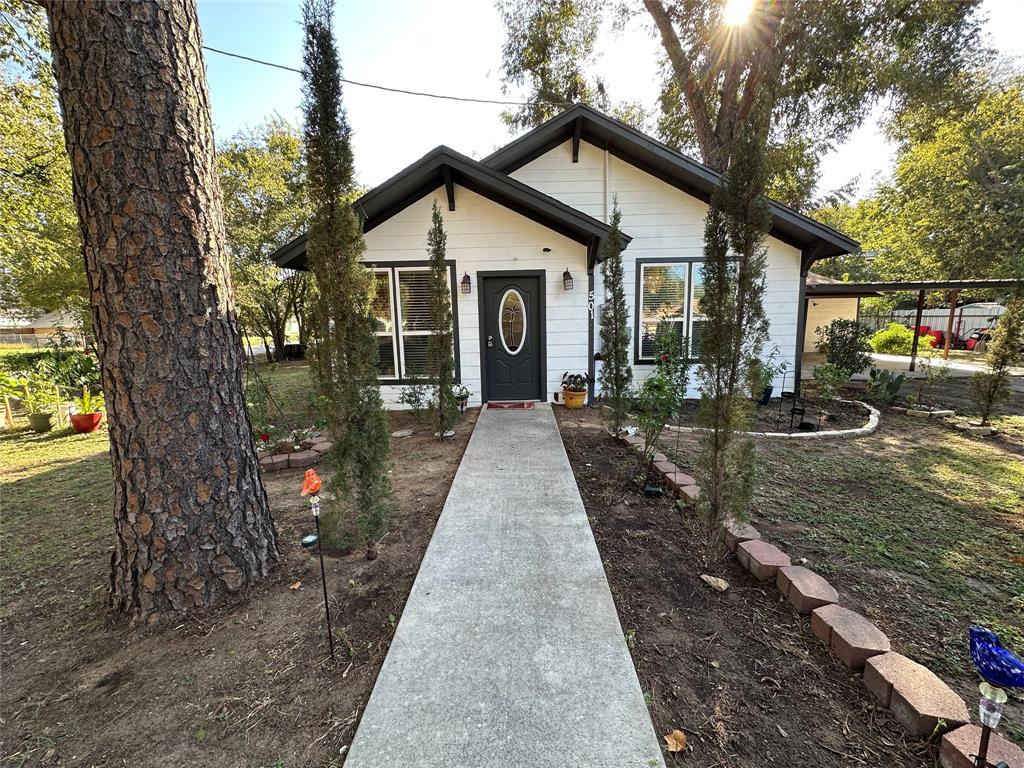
top-left (196, 0), bottom-right (1024, 201)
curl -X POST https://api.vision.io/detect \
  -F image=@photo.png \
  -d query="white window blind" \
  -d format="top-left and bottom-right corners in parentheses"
top-left (369, 264), bottom-right (453, 380)
top-left (637, 261), bottom-right (705, 361)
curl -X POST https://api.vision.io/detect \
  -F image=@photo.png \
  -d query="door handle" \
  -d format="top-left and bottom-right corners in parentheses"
top-left (487, 335), bottom-right (494, 348)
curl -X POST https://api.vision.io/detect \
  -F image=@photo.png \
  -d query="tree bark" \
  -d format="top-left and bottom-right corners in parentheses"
top-left (45, 0), bottom-right (279, 621)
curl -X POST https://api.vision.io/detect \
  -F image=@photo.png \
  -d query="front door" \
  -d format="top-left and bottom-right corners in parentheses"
top-left (481, 274), bottom-right (543, 402)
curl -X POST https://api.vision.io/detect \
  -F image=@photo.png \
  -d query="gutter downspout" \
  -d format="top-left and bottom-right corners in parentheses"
top-left (794, 244), bottom-right (823, 395)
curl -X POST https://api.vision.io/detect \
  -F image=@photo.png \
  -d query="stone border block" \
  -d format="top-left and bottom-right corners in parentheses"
top-left (940, 725), bottom-right (1024, 768)
top-left (722, 519), bottom-right (760, 552)
top-left (288, 449), bottom-right (320, 468)
top-left (811, 604), bottom-right (889, 669)
top-left (776, 565), bottom-right (838, 614)
top-left (864, 652), bottom-right (968, 737)
top-left (736, 540), bottom-right (791, 581)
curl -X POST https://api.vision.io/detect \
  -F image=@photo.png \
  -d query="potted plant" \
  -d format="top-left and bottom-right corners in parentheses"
top-left (561, 371), bottom-right (589, 409)
top-left (453, 384), bottom-right (471, 413)
top-left (21, 374), bottom-right (57, 433)
top-left (749, 347), bottom-right (787, 406)
top-left (71, 387), bottom-right (104, 433)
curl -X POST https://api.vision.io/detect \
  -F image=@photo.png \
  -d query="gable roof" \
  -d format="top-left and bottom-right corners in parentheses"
top-left (272, 145), bottom-right (629, 270)
top-left (483, 104), bottom-right (858, 260)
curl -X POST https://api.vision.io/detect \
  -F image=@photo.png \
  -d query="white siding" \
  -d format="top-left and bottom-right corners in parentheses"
top-left (804, 297), bottom-right (860, 350)
top-left (362, 185), bottom-right (589, 407)
top-left (511, 139), bottom-right (804, 395)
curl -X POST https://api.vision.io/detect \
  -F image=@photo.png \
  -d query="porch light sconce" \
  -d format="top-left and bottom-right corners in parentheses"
top-left (562, 268), bottom-right (574, 291)
top-left (461, 271), bottom-right (471, 294)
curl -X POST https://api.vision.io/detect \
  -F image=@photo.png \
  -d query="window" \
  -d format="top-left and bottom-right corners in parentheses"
top-left (636, 261), bottom-right (706, 361)
top-left (499, 289), bottom-right (526, 354)
top-left (372, 269), bottom-right (398, 378)
top-left (371, 263), bottom-right (456, 380)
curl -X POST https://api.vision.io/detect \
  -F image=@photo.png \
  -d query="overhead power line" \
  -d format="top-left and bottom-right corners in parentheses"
top-left (202, 45), bottom-right (572, 108)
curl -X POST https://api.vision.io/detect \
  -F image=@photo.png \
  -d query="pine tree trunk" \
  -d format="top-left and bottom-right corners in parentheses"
top-left (45, 0), bottom-right (279, 621)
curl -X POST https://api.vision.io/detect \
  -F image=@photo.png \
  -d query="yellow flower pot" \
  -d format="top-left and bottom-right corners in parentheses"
top-left (563, 389), bottom-right (586, 409)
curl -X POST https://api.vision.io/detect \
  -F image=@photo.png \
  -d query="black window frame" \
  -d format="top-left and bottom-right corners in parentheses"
top-left (366, 260), bottom-right (461, 385)
top-left (633, 257), bottom-right (707, 365)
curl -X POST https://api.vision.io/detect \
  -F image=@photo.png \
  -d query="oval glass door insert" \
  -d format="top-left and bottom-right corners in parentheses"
top-left (499, 289), bottom-right (526, 355)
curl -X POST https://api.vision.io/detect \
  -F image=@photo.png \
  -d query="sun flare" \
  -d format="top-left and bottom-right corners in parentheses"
top-left (722, 0), bottom-right (755, 26)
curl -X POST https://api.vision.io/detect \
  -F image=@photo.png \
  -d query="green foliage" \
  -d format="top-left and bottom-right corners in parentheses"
top-left (561, 372), bottom-right (589, 392)
top-left (869, 323), bottom-right (930, 355)
top-left (0, 1), bottom-right (88, 329)
top-left (74, 388), bottom-right (104, 414)
top-left (598, 201), bottom-right (632, 434)
top-left (813, 75), bottom-right (1024, 283)
top-left (500, 0), bottom-right (985, 188)
top-left (914, 351), bottom-right (951, 410)
top-left (495, 0), bottom-right (608, 130)
top-left (865, 368), bottom-right (906, 405)
top-left (425, 202), bottom-right (457, 438)
top-left (971, 297), bottom-right (1023, 425)
top-left (302, 0), bottom-right (394, 555)
top-left (747, 345), bottom-right (786, 396)
top-left (816, 319), bottom-right (872, 376)
top-left (218, 118), bottom-right (311, 360)
top-left (18, 371), bottom-right (59, 414)
top-left (812, 363), bottom-right (848, 403)
top-left (695, 126), bottom-right (770, 536)
top-left (0, 347), bottom-right (98, 389)
top-left (398, 378), bottom-right (431, 422)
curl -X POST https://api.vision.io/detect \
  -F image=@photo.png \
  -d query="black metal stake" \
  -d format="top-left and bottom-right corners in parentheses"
top-left (314, 513), bottom-right (336, 662)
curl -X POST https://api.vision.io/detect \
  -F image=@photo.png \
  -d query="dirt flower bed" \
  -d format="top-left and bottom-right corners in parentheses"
top-left (556, 406), bottom-right (934, 767)
top-left (1, 408), bottom-right (478, 767)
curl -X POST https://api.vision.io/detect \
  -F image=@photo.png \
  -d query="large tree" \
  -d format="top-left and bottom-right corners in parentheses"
top-left (302, 0), bottom-right (394, 557)
top-left (0, 0), bottom-right (86, 329)
top-left (498, 0), bottom-right (985, 191)
top-left (815, 73), bottom-right (1024, 284)
top-left (218, 119), bottom-right (311, 360)
top-left (44, 0), bottom-right (278, 619)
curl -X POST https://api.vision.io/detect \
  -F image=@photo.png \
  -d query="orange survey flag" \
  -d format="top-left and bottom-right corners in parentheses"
top-left (300, 468), bottom-right (321, 497)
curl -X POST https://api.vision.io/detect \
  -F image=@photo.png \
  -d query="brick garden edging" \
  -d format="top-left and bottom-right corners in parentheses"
top-left (257, 436), bottom-right (333, 472)
top-left (617, 432), bottom-right (1016, 759)
top-left (712, 513), bottom-right (1018, 761)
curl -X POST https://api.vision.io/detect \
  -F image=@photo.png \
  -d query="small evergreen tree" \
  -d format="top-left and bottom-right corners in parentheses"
top-left (971, 296), bottom-right (1023, 426)
top-left (598, 200), bottom-right (632, 435)
top-left (426, 202), bottom-right (458, 438)
top-left (695, 125), bottom-right (771, 550)
top-left (302, 0), bottom-right (394, 558)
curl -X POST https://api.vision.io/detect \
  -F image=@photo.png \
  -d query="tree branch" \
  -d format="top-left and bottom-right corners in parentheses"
top-left (643, 0), bottom-right (718, 167)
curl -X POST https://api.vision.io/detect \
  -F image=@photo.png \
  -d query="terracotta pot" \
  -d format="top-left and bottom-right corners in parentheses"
top-left (28, 412), bottom-right (54, 433)
top-left (71, 412), bottom-right (103, 433)
top-left (563, 389), bottom-right (586, 409)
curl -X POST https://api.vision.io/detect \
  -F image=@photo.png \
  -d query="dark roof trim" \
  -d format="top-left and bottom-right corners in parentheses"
top-left (806, 278), bottom-right (1024, 298)
top-left (483, 104), bottom-right (859, 259)
top-left (273, 145), bottom-right (629, 271)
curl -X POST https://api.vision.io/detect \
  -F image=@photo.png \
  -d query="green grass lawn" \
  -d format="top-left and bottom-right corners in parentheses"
top-left (745, 410), bottom-right (1024, 738)
top-left (0, 363), bottom-right (318, 610)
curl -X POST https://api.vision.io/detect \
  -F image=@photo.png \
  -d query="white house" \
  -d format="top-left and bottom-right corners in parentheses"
top-left (272, 105), bottom-right (858, 407)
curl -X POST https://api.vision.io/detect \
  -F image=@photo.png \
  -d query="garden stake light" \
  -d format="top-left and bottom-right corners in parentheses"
top-left (301, 469), bottom-right (335, 662)
top-left (968, 625), bottom-right (1023, 767)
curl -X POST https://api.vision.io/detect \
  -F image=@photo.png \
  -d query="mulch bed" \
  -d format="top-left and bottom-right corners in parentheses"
top-left (556, 406), bottom-right (935, 767)
top-left (1, 409), bottom-right (478, 767)
top-left (670, 396), bottom-right (871, 434)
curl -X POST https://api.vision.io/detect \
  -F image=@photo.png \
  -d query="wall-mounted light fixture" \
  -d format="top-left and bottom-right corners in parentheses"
top-left (562, 268), bottom-right (574, 291)
top-left (461, 271), bottom-right (471, 294)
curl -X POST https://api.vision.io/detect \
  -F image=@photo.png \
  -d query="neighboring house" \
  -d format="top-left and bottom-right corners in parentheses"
top-left (0, 310), bottom-right (83, 349)
top-left (802, 272), bottom-right (865, 352)
top-left (272, 105), bottom-right (858, 407)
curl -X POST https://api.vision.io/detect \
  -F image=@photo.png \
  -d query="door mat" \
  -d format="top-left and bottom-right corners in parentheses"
top-left (487, 401), bottom-right (536, 410)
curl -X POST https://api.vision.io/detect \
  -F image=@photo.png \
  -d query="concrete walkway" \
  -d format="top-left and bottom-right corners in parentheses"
top-left (345, 404), bottom-right (664, 768)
